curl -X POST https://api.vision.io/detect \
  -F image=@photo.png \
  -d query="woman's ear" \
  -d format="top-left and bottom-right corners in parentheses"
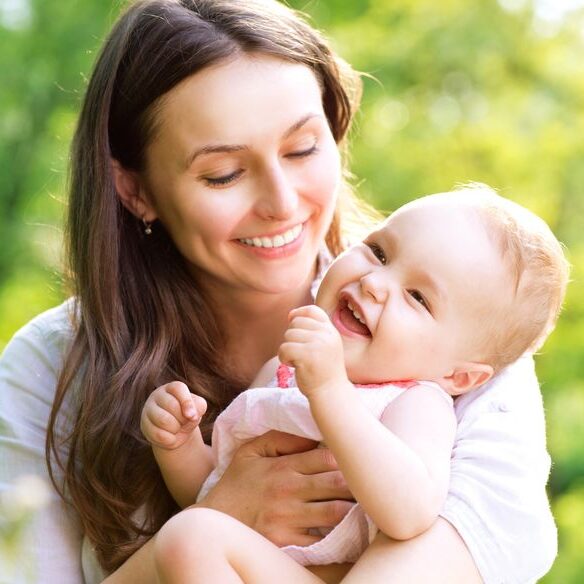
top-left (111, 159), bottom-right (157, 221)
top-left (439, 362), bottom-right (494, 397)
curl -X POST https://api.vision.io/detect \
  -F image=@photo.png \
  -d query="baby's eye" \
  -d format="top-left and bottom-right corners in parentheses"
top-left (409, 290), bottom-right (430, 312)
top-left (366, 242), bottom-right (387, 265)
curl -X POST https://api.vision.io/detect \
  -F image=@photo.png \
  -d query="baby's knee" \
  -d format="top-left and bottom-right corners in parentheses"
top-left (154, 508), bottom-right (225, 573)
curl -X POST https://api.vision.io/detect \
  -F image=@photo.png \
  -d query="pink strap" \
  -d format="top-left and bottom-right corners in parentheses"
top-left (276, 363), bottom-right (294, 389)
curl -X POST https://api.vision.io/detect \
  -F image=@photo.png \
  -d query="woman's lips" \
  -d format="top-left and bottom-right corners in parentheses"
top-left (234, 222), bottom-right (306, 259)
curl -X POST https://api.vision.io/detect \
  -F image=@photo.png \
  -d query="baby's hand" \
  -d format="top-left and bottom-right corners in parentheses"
top-left (279, 305), bottom-right (348, 398)
top-left (140, 382), bottom-right (207, 451)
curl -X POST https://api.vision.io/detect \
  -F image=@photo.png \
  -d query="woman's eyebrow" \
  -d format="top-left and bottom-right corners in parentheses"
top-left (186, 144), bottom-right (248, 168)
top-left (282, 113), bottom-right (323, 138)
top-left (186, 113), bottom-right (323, 168)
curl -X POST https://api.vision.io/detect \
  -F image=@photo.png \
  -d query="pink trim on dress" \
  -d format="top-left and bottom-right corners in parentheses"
top-left (276, 363), bottom-right (415, 390)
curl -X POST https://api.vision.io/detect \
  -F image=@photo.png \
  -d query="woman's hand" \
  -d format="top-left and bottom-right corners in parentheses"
top-left (140, 381), bottom-right (207, 450)
top-left (197, 430), bottom-right (355, 547)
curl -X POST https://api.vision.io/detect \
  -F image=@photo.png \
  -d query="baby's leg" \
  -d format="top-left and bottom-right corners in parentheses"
top-left (341, 518), bottom-right (482, 584)
top-left (154, 507), bottom-right (323, 584)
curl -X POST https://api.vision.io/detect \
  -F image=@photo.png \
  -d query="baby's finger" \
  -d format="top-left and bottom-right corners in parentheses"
top-left (279, 341), bottom-right (309, 366)
top-left (162, 382), bottom-right (198, 420)
top-left (283, 328), bottom-right (317, 344)
top-left (287, 315), bottom-right (326, 332)
top-left (146, 404), bottom-right (182, 434)
top-left (192, 394), bottom-right (208, 419)
top-left (288, 305), bottom-right (329, 323)
top-left (142, 420), bottom-right (177, 448)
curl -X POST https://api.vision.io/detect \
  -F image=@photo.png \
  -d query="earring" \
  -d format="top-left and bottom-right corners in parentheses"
top-left (142, 218), bottom-right (152, 235)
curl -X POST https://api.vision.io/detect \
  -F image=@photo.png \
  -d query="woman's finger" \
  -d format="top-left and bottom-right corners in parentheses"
top-left (305, 500), bottom-right (355, 528)
top-left (297, 470), bottom-right (353, 501)
top-left (236, 430), bottom-right (319, 460)
top-left (277, 531), bottom-right (323, 547)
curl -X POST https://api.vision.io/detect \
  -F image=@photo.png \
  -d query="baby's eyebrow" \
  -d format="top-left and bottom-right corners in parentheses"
top-left (370, 226), bottom-right (397, 252)
top-left (412, 268), bottom-right (445, 307)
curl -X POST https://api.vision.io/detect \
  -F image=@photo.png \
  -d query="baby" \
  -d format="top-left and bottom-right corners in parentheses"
top-left (140, 184), bottom-right (568, 581)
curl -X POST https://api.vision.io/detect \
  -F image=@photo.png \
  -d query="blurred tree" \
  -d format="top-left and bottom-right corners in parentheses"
top-left (0, 0), bottom-right (583, 580)
top-left (0, 0), bottom-right (114, 343)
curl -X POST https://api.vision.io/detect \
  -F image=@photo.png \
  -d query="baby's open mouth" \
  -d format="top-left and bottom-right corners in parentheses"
top-left (338, 298), bottom-right (371, 337)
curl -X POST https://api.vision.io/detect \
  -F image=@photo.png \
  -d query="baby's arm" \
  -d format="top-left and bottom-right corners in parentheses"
top-left (280, 305), bottom-right (456, 541)
top-left (140, 382), bottom-right (213, 508)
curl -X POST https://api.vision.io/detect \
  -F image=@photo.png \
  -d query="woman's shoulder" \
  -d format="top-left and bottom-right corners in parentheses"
top-left (1, 298), bottom-right (78, 377)
top-left (12, 298), bottom-right (76, 342)
top-left (453, 354), bottom-right (547, 441)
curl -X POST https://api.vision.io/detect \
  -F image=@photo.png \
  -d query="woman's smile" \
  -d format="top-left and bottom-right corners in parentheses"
top-left (236, 222), bottom-right (304, 250)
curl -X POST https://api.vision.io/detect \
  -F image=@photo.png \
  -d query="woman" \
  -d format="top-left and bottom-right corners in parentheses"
top-left (0, 1), bottom-right (556, 582)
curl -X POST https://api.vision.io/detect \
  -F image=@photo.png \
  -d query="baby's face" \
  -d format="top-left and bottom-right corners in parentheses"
top-left (316, 196), bottom-right (514, 385)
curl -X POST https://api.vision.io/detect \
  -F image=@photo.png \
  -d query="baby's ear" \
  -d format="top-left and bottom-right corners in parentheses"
top-left (440, 362), bottom-right (494, 396)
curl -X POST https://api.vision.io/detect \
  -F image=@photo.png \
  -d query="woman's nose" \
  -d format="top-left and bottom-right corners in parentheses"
top-left (254, 165), bottom-right (299, 221)
top-left (360, 271), bottom-right (389, 303)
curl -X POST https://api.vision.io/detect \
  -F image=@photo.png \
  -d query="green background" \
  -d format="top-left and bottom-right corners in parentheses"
top-left (0, 0), bottom-right (582, 580)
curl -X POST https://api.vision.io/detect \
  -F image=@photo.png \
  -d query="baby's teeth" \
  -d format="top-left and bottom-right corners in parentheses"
top-left (347, 302), bottom-right (364, 324)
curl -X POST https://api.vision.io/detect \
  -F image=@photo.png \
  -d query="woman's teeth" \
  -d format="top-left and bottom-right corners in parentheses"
top-left (239, 224), bottom-right (303, 248)
top-left (347, 301), bottom-right (366, 325)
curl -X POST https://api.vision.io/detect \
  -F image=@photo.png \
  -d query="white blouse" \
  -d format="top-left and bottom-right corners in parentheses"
top-left (0, 300), bottom-right (557, 583)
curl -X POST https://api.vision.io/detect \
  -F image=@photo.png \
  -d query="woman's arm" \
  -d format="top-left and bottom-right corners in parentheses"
top-left (0, 304), bottom-right (85, 583)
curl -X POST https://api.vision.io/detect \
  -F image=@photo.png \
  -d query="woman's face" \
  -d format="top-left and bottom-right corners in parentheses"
top-left (139, 54), bottom-right (341, 297)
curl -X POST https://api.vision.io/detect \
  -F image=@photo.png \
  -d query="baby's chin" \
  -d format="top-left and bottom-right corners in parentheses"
top-left (345, 363), bottom-right (386, 386)
top-left (345, 361), bottom-right (412, 386)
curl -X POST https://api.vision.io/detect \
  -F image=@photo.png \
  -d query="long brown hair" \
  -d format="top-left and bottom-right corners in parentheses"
top-left (47, 0), bottom-right (369, 572)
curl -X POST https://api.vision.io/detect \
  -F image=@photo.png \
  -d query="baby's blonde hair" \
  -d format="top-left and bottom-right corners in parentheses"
top-left (455, 184), bottom-right (570, 371)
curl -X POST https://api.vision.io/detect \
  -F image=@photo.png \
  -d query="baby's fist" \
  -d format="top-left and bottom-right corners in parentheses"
top-left (140, 382), bottom-right (207, 450)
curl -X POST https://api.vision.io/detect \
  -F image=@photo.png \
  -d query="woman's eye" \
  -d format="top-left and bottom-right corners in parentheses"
top-left (409, 290), bottom-right (430, 312)
top-left (286, 144), bottom-right (318, 159)
top-left (366, 242), bottom-right (387, 265)
top-left (203, 169), bottom-right (243, 187)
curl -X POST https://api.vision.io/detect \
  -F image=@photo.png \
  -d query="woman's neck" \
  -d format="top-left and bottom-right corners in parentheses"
top-left (203, 280), bottom-right (316, 385)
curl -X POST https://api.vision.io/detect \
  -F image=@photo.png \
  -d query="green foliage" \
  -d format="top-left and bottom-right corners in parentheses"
top-left (1, 0), bottom-right (583, 579)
